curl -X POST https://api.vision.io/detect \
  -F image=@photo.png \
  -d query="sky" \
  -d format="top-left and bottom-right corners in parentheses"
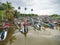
top-left (0, 0), bottom-right (60, 15)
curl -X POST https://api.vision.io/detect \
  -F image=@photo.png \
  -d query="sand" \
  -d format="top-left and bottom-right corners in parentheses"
top-left (7, 26), bottom-right (60, 45)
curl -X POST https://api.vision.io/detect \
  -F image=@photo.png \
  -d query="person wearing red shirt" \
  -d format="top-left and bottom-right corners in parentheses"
top-left (23, 20), bottom-right (28, 33)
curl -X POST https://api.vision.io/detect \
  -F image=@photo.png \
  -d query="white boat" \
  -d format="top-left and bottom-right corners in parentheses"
top-left (0, 30), bottom-right (8, 41)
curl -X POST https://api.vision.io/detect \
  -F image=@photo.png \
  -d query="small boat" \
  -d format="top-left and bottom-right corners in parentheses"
top-left (0, 30), bottom-right (8, 41)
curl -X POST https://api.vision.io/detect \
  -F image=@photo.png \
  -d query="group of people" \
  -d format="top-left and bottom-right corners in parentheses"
top-left (16, 17), bottom-right (60, 32)
top-left (0, 17), bottom-right (60, 40)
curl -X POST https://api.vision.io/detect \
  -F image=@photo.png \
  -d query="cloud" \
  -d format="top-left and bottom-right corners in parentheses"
top-left (0, 0), bottom-right (60, 15)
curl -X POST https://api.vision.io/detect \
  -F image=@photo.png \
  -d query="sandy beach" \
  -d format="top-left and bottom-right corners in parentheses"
top-left (7, 26), bottom-right (60, 45)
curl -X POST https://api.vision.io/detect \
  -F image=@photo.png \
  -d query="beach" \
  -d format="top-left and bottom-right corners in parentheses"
top-left (7, 26), bottom-right (60, 45)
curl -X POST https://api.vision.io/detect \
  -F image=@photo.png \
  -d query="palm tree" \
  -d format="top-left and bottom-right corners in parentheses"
top-left (18, 6), bottom-right (21, 10)
top-left (31, 9), bottom-right (33, 11)
top-left (24, 8), bottom-right (27, 10)
top-left (4, 1), bottom-right (14, 23)
top-left (5, 1), bottom-right (14, 10)
top-left (14, 10), bottom-right (20, 18)
top-left (0, 3), bottom-right (6, 21)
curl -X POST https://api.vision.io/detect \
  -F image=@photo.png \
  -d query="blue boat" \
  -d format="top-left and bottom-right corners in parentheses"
top-left (0, 30), bottom-right (8, 41)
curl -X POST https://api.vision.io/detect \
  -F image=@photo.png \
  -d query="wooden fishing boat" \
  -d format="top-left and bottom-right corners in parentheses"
top-left (0, 28), bottom-right (8, 41)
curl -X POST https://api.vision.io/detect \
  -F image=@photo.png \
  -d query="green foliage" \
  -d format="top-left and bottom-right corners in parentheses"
top-left (49, 14), bottom-right (60, 20)
top-left (14, 10), bottom-right (20, 18)
top-left (0, 11), bottom-right (4, 20)
top-left (50, 14), bottom-right (59, 17)
top-left (0, 1), bottom-right (14, 22)
top-left (0, 2), bottom-right (14, 10)
top-left (19, 14), bottom-right (38, 17)
top-left (0, 6), bottom-right (5, 10)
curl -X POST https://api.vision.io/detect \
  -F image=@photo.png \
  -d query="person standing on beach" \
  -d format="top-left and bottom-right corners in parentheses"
top-left (23, 20), bottom-right (28, 33)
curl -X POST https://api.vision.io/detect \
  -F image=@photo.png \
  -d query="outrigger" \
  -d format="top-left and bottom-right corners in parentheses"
top-left (0, 27), bottom-right (8, 41)
top-left (0, 22), bottom-right (10, 41)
